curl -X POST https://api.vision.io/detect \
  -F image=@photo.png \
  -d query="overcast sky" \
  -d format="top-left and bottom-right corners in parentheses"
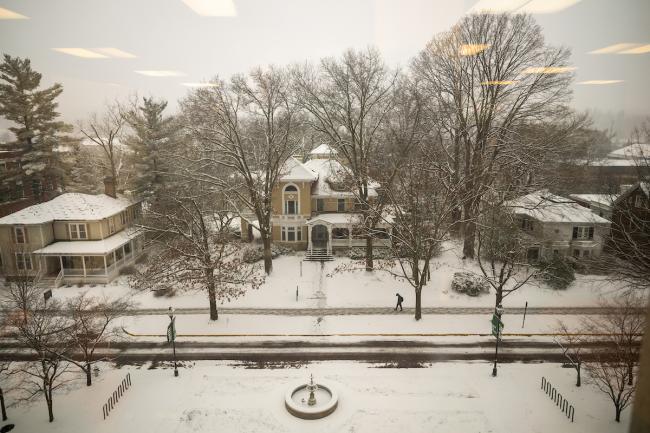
top-left (0, 0), bottom-right (649, 135)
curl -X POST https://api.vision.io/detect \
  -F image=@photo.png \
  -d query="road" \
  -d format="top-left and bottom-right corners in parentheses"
top-left (0, 339), bottom-right (631, 364)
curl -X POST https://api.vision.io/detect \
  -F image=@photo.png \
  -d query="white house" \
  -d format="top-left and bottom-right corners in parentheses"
top-left (508, 190), bottom-right (611, 260)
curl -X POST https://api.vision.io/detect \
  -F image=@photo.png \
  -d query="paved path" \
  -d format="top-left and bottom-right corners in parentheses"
top-left (114, 306), bottom-right (626, 316)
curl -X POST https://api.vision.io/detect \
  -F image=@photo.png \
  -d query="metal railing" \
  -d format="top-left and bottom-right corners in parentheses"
top-left (53, 269), bottom-right (64, 288)
top-left (102, 373), bottom-right (132, 420)
top-left (541, 376), bottom-right (575, 422)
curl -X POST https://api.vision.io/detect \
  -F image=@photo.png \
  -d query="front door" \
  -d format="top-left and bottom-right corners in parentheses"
top-left (312, 225), bottom-right (328, 249)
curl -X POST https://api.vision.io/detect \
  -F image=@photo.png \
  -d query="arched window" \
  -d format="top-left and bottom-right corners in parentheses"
top-left (283, 184), bottom-right (299, 215)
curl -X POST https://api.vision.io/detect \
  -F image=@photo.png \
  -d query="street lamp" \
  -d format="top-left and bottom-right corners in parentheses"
top-left (168, 306), bottom-right (179, 377)
top-left (492, 304), bottom-right (504, 377)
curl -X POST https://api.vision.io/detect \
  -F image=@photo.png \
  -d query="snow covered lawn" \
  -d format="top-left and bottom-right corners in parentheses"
top-left (5, 361), bottom-right (630, 433)
top-left (51, 247), bottom-right (629, 311)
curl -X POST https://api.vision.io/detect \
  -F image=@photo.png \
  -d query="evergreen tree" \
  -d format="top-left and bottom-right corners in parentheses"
top-left (124, 96), bottom-right (175, 201)
top-left (0, 54), bottom-right (73, 201)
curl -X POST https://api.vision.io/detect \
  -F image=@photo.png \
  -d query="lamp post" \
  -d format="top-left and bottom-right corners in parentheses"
top-left (168, 307), bottom-right (179, 377)
top-left (492, 304), bottom-right (504, 377)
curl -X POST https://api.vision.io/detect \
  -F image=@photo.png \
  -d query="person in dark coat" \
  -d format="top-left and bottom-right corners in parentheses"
top-left (395, 293), bottom-right (404, 311)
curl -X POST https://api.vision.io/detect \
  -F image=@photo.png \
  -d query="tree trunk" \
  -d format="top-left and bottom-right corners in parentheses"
top-left (628, 362), bottom-right (634, 386)
top-left (262, 233), bottom-right (273, 275)
top-left (0, 386), bottom-right (7, 421)
top-left (576, 362), bottom-right (581, 387)
top-left (616, 405), bottom-right (621, 423)
top-left (86, 364), bottom-right (92, 386)
top-left (206, 268), bottom-right (218, 321)
top-left (463, 219), bottom-right (476, 259)
top-left (365, 235), bottom-right (374, 272)
top-left (415, 287), bottom-right (422, 321)
top-left (46, 390), bottom-right (54, 422)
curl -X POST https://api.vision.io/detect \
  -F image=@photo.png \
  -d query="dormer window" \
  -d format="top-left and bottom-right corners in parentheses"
top-left (69, 223), bottom-right (88, 240)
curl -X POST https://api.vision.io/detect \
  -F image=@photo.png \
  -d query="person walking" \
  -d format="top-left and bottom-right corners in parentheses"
top-left (394, 293), bottom-right (404, 311)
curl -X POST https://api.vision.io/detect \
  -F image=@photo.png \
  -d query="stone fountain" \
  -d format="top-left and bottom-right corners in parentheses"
top-left (285, 374), bottom-right (338, 419)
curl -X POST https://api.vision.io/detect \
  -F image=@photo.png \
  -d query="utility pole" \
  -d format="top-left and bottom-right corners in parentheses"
top-left (492, 304), bottom-right (504, 377)
top-left (167, 307), bottom-right (179, 377)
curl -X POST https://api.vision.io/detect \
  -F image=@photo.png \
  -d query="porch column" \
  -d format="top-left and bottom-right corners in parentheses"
top-left (348, 224), bottom-right (352, 248)
top-left (327, 224), bottom-right (332, 255)
top-left (59, 256), bottom-right (64, 276)
top-left (81, 256), bottom-right (86, 278)
top-left (308, 225), bottom-right (313, 253)
top-left (103, 255), bottom-right (108, 276)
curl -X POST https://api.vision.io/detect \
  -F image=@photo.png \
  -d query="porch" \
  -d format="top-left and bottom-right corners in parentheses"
top-left (306, 213), bottom-right (392, 254)
top-left (33, 228), bottom-right (144, 286)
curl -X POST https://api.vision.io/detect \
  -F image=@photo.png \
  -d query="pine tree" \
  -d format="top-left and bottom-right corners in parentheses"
top-left (0, 54), bottom-right (73, 201)
top-left (124, 96), bottom-right (176, 201)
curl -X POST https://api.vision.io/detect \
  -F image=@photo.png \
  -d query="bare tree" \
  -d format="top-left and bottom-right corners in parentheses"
top-left (584, 352), bottom-right (637, 423)
top-left (6, 292), bottom-right (70, 423)
top-left (181, 66), bottom-right (302, 274)
top-left (293, 48), bottom-right (397, 271)
top-left (57, 294), bottom-right (130, 386)
top-left (134, 185), bottom-right (263, 320)
top-left (79, 104), bottom-right (127, 189)
top-left (412, 13), bottom-right (575, 258)
top-left (476, 205), bottom-right (544, 308)
top-left (555, 321), bottom-right (585, 387)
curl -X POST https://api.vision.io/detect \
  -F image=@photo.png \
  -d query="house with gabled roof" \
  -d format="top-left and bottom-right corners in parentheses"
top-left (0, 178), bottom-right (144, 285)
top-left (508, 190), bottom-right (611, 260)
top-left (239, 144), bottom-right (392, 259)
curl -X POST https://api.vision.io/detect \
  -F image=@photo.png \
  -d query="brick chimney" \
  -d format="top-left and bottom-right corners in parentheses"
top-left (103, 176), bottom-right (116, 198)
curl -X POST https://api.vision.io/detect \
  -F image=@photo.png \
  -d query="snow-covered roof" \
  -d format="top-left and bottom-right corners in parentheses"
top-left (307, 213), bottom-right (362, 226)
top-left (614, 181), bottom-right (650, 205)
top-left (309, 143), bottom-right (338, 158)
top-left (279, 157), bottom-right (318, 182)
top-left (568, 194), bottom-right (618, 208)
top-left (303, 158), bottom-right (379, 198)
top-left (607, 143), bottom-right (650, 160)
top-left (33, 227), bottom-right (141, 255)
top-left (586, 158), bottom-right (641, 167)
top-left (508, 191), bottom-right (610, 224)
top-left (0, 193), bottom-right (137, 225)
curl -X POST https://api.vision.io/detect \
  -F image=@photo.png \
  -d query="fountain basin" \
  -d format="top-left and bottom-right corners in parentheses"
top-left (285, 380), bottom-right (338, 420)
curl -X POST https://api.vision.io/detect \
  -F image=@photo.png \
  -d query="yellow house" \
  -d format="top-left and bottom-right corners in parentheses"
top-left (241, 144), bottom-right (392, 259)
top-left (0, 179), bottom-right (144, 285)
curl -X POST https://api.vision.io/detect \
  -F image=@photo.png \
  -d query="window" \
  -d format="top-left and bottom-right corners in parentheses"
top-left (583, 249), bottom-right (591, 257)
top-left (572, 226), bottom-right (593, 240)
top-left (337, 199), bottom-right (345, 212)
top-left (332, 228), bottom-right (349, 239)
top-left (316, 199), bottom-right (324, 212)
top-left (573, 249), bottom-right (580, 258)
top-left (15, 252), bottom-right (32, 270)
top-left (13, 226), bottom-right (26, 244)
top-left (553, 249), bottom-right (559, 256)
top-left (283, 184), bottom-right (299, 215)
top-left (109, 218), bottom-right (115, 234)
top-left (520, 219), bottom-right (533, 231)
top-left (285, 200), bottom-right (297, 215)
top-left (120, 211), bottom-right (127, 225)
top-left (526, 247), bottom-right (540, 262)
top-left (281, 226), bottom-right (302, 242)
top-left (635, 195), bottom-right (645, 208)
top-left (69, 223), bottom-right (88, 239)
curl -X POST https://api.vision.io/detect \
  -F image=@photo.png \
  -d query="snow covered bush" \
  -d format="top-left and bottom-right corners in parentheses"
top-left (451, 272), bottom-right (490, 296)
top-left (536, 256), bottom-right (575, 290)
top-left (347, 247), bottom-right (394, 260)
top-left (242, 244), bottom-right (293, 263)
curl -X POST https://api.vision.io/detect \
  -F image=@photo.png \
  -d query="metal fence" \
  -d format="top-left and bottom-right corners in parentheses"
top-left (540, 376), bottom-right (574, 422)
top-left (102, 373), bottom-right (132, 420)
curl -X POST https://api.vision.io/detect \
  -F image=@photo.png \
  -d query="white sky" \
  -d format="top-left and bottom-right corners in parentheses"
top-left (0, 0), bottom-right (649, 131)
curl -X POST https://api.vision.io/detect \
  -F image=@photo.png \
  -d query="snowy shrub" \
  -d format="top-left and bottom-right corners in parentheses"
top-left (242, 244), bottom-right (293, 263)
top-left (536, 256), bottom-right (575, 290)
top-left (451, 272), bottom-right (490, 296)
top-left (347, 247), bottom-right (394, 260)
top-left (120, 265), bottom-right (136, 275)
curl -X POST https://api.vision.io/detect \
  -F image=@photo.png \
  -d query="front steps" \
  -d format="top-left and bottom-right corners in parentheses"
top-left (305, 248), bottom-right (333, 261)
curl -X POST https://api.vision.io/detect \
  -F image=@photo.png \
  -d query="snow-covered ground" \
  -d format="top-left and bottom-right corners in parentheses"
top-left (122, 313), bottom-right (582, 340)
top-left (51, 246), bottom-right (630, 311)
top-left (5, 361), bottom-right (629, 433)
